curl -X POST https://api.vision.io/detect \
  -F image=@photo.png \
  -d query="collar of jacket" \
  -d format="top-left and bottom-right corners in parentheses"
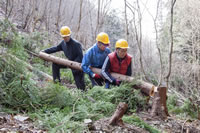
top-left (65, 38), bottom-right (72, 45)
top-left (115, 51), bottom-right (127, 62)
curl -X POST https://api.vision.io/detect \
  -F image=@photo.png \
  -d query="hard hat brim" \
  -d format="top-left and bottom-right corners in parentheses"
top-left (116, 47), bottom-right (129, 49)
top-left (61, 34), bottom-right (71, 37)
top-left (96, 39), bottom-right (110, 44)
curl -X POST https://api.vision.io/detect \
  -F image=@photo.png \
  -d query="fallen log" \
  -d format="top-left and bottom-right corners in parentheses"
top-left (39, 52), bottom-right (154, 96)
top-left (39, 51), bottom-right (169, 117)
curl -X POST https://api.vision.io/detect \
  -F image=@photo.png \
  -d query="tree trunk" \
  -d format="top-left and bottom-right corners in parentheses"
top-left (165, 0), bottom-right (176, 88)
top-left (150, 87), bottom-right (169, 119)
top-left (39, 52), bottom-right (155, 96)
top-left (108, 102), bottom-right (128, 126)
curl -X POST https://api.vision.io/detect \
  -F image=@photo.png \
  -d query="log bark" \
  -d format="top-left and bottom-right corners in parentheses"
top-left (39, 52), bottom-right (154, 96)
top-left (108, 102), bottom-right (128, 126)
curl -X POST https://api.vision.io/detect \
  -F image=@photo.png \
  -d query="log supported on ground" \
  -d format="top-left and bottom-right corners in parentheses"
top-left (39, 52), bottom-right (169, 117)
top-left (39, 52), bottom-right (154, 96)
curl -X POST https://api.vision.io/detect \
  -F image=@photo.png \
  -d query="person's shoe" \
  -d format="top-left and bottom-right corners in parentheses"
top-left (53, 79), bottom-right (61, 84)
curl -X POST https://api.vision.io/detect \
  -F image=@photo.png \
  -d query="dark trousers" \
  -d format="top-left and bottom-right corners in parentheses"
top-left (89, 75), bottom-right (104, 87)
top-left (52, 63), bottom-right (85, 90)
top-left (105, 80), bottom-right (121, 89)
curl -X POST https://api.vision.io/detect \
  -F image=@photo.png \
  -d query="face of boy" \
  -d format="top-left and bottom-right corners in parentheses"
top-left (116, 48), bottom-right (127, 58)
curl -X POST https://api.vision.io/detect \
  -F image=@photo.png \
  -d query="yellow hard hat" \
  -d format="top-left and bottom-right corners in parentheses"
top-left (60, 26), bottom-right (71, 37)
top-left (115, 39), bottom-right (129, 48)
top-left (96, 32), bottom-right (110, 44)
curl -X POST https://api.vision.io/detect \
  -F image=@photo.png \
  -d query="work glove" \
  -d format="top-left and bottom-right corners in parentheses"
top-left (113, 79), bottom-right (121, 86)
top-left (92, 73), bottom-right (101, 79)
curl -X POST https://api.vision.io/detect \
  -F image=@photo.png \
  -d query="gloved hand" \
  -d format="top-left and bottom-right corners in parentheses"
top-left (92, 73), bottom-right (101, 79)
top-left (113, 79), bottom-right (121, 85)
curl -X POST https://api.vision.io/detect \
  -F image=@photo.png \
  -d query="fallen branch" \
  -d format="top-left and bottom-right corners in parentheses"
top-left (2, 53), bottom-right (53, 81)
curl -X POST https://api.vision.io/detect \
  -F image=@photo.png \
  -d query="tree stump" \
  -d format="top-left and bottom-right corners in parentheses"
top-left (108, 102), bottom-right (128, 126)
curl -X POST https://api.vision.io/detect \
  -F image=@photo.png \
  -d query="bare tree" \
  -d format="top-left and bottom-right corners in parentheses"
top-left (142, 0), bottom-right (163, 86)
top-left (76, 0), bottom-right (83, 38)
top-left (56, 0), bottom-right (62, 31)
top-left (95, 0), bottom-right (101, 35)
top-left (165, 0), bottom-right (176, 88)
top-left (95, 0), bottom-right (112, 35)
top-left (126, 0), bottom-right (149, 81)
top-left (5, 0), bottom-right (13, 19)
top-left (124, 0), bottom-right (129, 40)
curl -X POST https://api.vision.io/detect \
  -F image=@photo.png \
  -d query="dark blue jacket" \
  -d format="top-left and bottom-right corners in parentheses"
top-left (43, 38), bottom-right (83, 63)
top-left (81, 43), bottom-right (111, 77)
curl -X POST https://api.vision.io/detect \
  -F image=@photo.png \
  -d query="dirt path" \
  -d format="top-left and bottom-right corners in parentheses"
top-left (0, 112), bottom-right (46, 133)
top-left (137, 112), bottom-right (200, 133)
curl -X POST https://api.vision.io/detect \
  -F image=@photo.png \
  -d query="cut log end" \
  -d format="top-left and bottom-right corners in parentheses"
top-left (150, 86), bottom-right (155, 97)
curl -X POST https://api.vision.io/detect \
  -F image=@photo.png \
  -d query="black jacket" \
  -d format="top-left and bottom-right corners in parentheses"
top-left (43, 38), bottom-right (83, 63)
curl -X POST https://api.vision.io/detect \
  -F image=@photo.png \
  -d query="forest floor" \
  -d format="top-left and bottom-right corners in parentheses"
top-left (0, 112), bottom-right (46, 132)
top-left (137, 112), bottom-right (200, 133)
top-left (1, 80), bottom-right (200, 133)
top-left (1, 107), bottom-right (200, 133)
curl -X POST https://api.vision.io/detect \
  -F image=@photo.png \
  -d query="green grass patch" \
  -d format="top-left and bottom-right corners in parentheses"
top-left (123, 115), bottom-right (160, 133)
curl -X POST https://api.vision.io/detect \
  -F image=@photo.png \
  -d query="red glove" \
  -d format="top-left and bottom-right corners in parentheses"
top-left (92, 73), bottom-right (101, 79)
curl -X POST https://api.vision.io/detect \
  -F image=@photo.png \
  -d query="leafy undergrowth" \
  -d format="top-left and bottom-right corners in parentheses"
top-left (0, 51), bottom-right (156, 132)
top-left (0, 47), bottom-right (154, 132)
top-left (123, 115), bottom-right (160, 133)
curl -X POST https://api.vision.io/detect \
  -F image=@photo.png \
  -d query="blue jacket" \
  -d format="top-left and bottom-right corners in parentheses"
top-left (81, 43), bottom-right (111, 77)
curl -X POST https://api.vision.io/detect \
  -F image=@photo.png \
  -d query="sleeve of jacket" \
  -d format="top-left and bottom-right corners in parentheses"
top-left (74, 43), bottom-right (83, 63)
top-left (101, 56), bottom-right (115, 83)
top-left (126, 62), bottom-right (132, 76)
top-left (81, 49), bottom-right (94, 77)
top-left (42, 42), bottom-right (62, 54)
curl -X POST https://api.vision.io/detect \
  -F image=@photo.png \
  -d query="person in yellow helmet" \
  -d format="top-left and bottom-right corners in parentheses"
top-left (81, 32), bottom-right (111, 87)
top-left (41, 26), bottom-right (85, 90)
top-left (101, 39), bottom-right (132, 89)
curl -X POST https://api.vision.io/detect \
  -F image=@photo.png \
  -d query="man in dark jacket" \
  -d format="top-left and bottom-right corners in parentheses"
top-left (42, 26), bottom-right (85, 90)
top-left (101, 39), bottom-right (132, 89)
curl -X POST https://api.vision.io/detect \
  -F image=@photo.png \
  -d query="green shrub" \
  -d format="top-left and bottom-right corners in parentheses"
top-left (87, 83), bottom-right (147, 112)
top-left (167, 94), bottom-right (178, 111)
top-left (123, 115), bottom-right (160, 133)
top-left (0, 56), bottom-right (41, 111)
